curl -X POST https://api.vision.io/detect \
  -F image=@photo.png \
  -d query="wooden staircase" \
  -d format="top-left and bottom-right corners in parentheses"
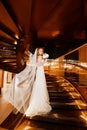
top-left (0, 34), bottom-right (26, 73)
top-left (1, 74), bottom-right (87, 130)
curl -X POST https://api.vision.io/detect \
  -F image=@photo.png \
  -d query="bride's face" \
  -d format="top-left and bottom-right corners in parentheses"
top-left (38, 48), bottom-right (44, 55)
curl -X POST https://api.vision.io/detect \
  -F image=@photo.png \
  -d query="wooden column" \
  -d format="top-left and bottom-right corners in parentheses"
top-left (0, 70), bottom-right (4, 94)
top-left (79, 44), bottom-right (87, 86)
top-left (79, 44), bottom-right (87, 62)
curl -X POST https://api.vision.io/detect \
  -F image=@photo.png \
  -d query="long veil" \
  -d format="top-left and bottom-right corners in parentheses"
top-left (5, 49), bottom-right (38, 113)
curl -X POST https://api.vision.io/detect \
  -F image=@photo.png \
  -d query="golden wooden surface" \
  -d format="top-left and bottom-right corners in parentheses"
top-left (0, 95), bottom-right (13, 124)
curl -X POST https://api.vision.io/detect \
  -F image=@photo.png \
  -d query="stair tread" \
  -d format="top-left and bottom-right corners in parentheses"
top-left (28, 113), bottom-right (87, 127)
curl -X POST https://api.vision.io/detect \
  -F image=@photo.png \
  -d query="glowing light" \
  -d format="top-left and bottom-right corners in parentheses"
top-left (64, 64), bottom-right (73, 69)
top-left (14, 41), bottom-right (17, 45)
top-left (52, 30), bottom-right (60, 37)
top-left (15, 34), bottom-right (19, 39)
top-left (51, 62), bottom-right (55, 66)
top-left (24, 126), bottom-right (32, 130)
top-left (80, 115), bottom-right (87, 122)
top-left (80, 62), bottom-right (87, 67)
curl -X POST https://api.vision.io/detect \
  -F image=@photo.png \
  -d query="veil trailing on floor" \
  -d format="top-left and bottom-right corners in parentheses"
top-left (5, 49), bottom-right (38, 113)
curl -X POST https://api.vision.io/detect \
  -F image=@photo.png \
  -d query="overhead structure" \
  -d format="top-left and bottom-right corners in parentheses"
top-left (0, 0), bottom-right (87, 72)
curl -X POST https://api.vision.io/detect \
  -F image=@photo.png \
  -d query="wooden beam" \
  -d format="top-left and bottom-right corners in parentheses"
top-left (29, 0), bottom-right (35, 32)
top-left (0, 61), bottom-right (26, 73)
top-left (1, 0), bottom-right (24, 37)
top-left (37, 0), bottom-right (62, 31)
top-left (0, 36), bottom-right (17, 46)
top-left (0, 22), bottom-right (20, 41)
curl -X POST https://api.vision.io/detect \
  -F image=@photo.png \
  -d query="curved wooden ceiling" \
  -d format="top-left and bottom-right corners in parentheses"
top-left (0, 0), bottom-right (87, 72)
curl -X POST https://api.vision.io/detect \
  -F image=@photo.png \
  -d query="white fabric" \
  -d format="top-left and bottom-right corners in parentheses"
top-left (25, 66), bottom-right (51, 117)
top-left (4, 48), bottom-right (52, 117)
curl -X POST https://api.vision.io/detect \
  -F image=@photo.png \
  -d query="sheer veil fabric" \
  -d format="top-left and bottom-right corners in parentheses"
top-left (4, 48), bottom-right (52, 117)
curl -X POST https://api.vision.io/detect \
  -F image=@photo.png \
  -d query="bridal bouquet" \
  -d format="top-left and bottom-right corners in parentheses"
top-left (43, 53), bottom-right (49, 59)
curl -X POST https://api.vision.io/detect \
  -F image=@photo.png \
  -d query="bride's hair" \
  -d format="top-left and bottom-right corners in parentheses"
top-left (37, 47), bottom-right (44, 56)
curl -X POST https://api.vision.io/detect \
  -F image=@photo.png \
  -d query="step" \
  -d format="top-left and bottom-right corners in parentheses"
top-left (51, 101), bottom-right (87, 110)
top-left (50, 93), bottom-right (81, 100)
top-left (47, 86), bottom-right (75, 92)
top-left (28, 112), bottom-right (87, 127)
top-left (49, 91), bottom-right (80, 96)
top-left (50, 98), bottom-right (80, 103)
top-left (48, 88), bottom-right (75, 93)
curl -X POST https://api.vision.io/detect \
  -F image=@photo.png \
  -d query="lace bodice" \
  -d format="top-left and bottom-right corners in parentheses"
top-left (37, 56), bottom-right (44, 66)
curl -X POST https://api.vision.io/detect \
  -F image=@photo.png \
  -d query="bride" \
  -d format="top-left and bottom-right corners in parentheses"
top-left (5, 47), bottom-right (52, 117)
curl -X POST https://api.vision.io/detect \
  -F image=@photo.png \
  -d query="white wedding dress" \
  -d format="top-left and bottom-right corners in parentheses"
top-left (4, 49), bottom-right (52, 117)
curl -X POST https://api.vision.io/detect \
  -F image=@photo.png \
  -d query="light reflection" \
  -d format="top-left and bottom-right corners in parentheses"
top-left (52, 113), bottom-right (59, 118)
top-left (53, 73), bottom-right (87, 118)
top-left (80, 114), bottom-right (87, 122)
top-left (64, 87), bottom-right (75, 92)
top-left (47, 59), bottom-right (87, 122)
top-left (58, 78), bottom-right (87, 111)
top-left (60, 82), bottom-right (70, 86)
